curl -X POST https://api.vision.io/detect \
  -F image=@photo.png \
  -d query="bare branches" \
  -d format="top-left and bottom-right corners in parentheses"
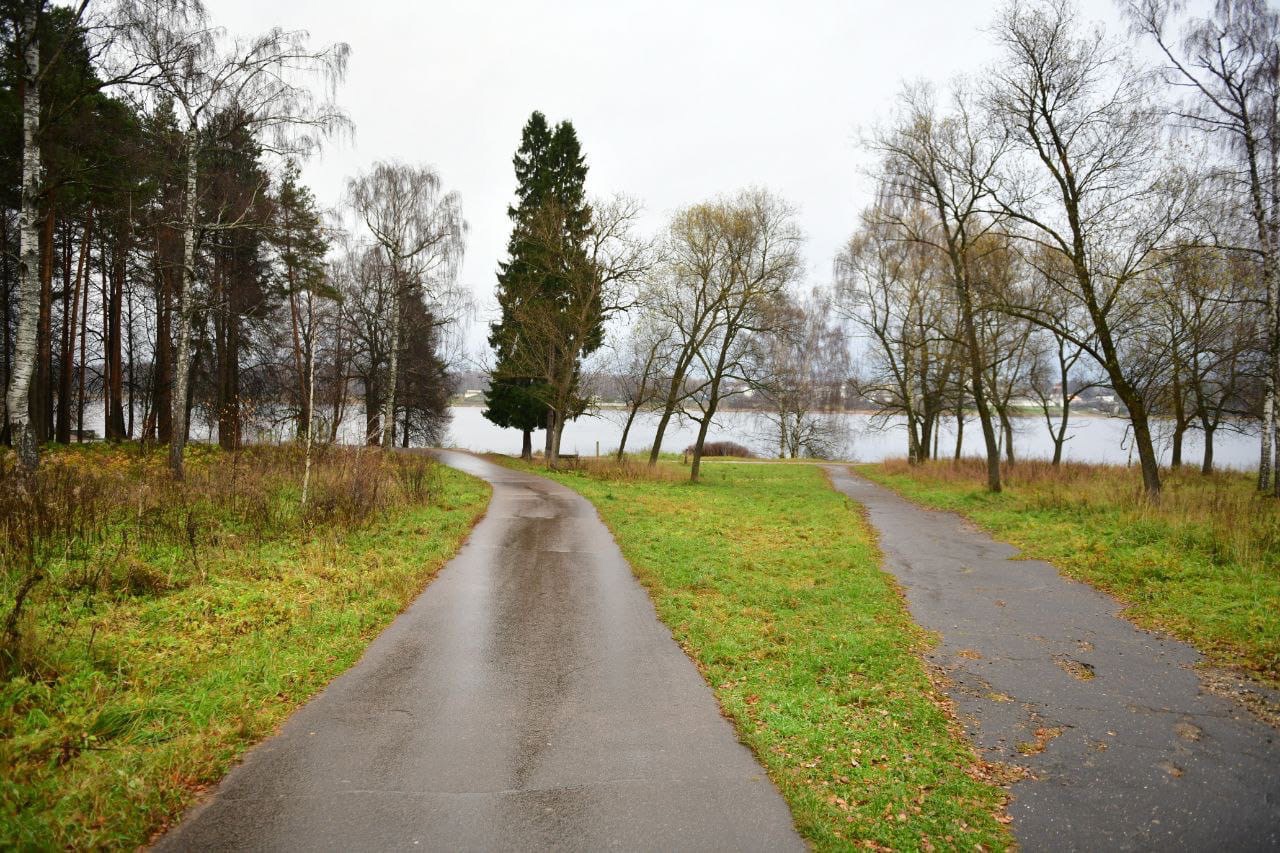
top-left (344, 161), bottom-right (467, 448)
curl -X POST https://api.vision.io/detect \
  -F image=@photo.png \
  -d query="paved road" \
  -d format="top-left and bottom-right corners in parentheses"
top-left (825, 466), bottom-right (1280, 851)
top-left (157, 451), bottom-right (802, 852)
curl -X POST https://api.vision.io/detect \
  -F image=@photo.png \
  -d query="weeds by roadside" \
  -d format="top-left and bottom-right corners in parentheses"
top-left (0, 443), bottom-right (488, 849)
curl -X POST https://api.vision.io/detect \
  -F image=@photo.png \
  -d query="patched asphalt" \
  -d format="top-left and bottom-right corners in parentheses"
top-left (825, 465), bottom-right (1280, 851)
top-left (155, 451), bottom-right (803, 852)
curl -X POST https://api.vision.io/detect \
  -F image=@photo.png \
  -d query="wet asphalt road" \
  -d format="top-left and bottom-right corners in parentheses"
top-left (825, 466), bottom-right (1280, 851)
top-left (156, 451), bottom-right (802, 852)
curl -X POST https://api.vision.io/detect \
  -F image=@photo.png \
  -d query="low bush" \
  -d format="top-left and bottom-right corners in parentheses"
top-left (685, 440), bottom-right (754, 458)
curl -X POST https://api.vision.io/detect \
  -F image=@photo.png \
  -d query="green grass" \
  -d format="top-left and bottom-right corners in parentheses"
top-left (0, 446), bottom-right (489, 849)
top-left (507, 456), bottom-right (1011, 851)
top-left (861, 459), bottom-right (1280, 686)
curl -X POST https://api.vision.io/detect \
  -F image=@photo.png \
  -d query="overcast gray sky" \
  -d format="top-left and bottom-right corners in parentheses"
top-left (206, 0), bottom-right (1125, 354)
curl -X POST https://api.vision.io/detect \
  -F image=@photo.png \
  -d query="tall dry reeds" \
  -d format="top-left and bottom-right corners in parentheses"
top-left (878, 458), bottom-right (1280, 574)
top-left (0, 444), bottom-right (444, 675)
top-left (545, 455), bottom-right (688, 484)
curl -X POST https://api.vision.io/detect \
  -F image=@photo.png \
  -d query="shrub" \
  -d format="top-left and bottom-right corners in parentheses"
top-left (685, 440), bottom-right (754, 458)
top-left (0, 443), bottom-right (447, 676)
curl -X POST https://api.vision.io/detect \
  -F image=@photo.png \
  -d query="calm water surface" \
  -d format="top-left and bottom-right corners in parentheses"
top-left (442, 406), bottom-right (1261, 470)
top-left (72, 401), bottom-right (1261, 470)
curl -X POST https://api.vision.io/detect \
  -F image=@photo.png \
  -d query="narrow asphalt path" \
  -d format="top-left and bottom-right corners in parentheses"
top-left (825, 466), bottom-right (1280, 851)
top-left (157, 451), bottom-right (802, 852)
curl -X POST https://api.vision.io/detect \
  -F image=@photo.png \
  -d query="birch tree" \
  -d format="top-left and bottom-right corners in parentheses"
top-left (345, 161), bottom-right (465, 448)
top-left (1122, 0), bottom-right (1280, 493)
top-left (755, 288), bottom-right (851, 459)
top-left (5, 0), bottom-right (91, 471)
top-left (117, 0), bottom-right (348, 477)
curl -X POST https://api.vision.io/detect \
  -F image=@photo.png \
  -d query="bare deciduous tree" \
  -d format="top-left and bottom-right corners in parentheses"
top-left (1123, 0), bottom-right (1280, 493)
top-left (835, 203), bottom-right (963, 463)
top-left (872, 82), bottom-right (1010, 490)
top-left (345, 161), bottom-right (465, 448)
top-left (660, 190), bottom-right (803, 482)
top-left (118, 0), bottom-right (349, 477)
top-left (983, 0), bottom-right (1198, 496)
top-left (754, 288), bottom-right (851, 459)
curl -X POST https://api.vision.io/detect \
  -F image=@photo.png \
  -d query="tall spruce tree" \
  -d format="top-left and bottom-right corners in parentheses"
top-left (485, 111), bottom-right (599, 463)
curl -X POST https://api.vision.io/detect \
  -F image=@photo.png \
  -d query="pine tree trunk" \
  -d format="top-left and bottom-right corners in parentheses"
top-left (1, 212), bottom-right (10, 446)
top-left (106, 240), bottom-right (125, 441)
top-left (301, 291), bottom-right (316, 507)
top-left (6, 8), bottom-right (42, 470)
top-left (521, 428), bottom-right (532, 461)
top-left (169, 128), bottom-right (199, 479)
top-left (77, 251), bottom-right (87, 440)
top-left (125, 273), bottom-right (135, 439)
top-left (55, 220), bottom-right (70, 443)
top-left (56, 211), bottom-right (90, 444)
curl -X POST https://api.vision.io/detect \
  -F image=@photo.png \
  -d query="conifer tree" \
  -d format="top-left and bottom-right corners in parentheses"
top-left (485, 110), bottom-right (600, 463)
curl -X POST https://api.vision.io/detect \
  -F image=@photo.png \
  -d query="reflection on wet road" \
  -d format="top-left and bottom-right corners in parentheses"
top-left (156, 451), bottom-right (802, 852)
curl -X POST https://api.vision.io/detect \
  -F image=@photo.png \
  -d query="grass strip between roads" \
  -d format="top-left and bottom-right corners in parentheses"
top-left (861, 459), bottom-right (1280, 688)
top-left (1, 446), bottom-right (490, 849)
top-left (512, 457), bottom-right (1011, 851)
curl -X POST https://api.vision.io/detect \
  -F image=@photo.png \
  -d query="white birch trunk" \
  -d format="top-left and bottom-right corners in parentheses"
top-left (1270, 264), bottom-right (1279, 495)
top-left (6, 3), bottom-right (41, 470)
top-left (380, 275), bottom-right (401, 448)
top-left (169, 127), bottom-right (199, 479)
top-left (1259, 251), bottom-right (1277, 492)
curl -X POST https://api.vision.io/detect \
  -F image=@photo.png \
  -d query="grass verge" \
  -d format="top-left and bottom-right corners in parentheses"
top-left (861, 459), bottom-right (1280, 687)
top-left (1, 444), bottom-right (489, 849)
top-left (505, 456), bottom-right (1011, 851)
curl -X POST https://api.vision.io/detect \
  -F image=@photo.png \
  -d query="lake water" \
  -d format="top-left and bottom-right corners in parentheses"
top-left (443, 406), bottom-right (1262, 470)
top-left (68, 401), bottom-right (1262, 470)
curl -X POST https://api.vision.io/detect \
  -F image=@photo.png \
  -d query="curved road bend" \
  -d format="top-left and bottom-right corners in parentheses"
top-left (156, 451), bottom-right (803, 852)
top-left (825, 466), bottom-right (1280, 851)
